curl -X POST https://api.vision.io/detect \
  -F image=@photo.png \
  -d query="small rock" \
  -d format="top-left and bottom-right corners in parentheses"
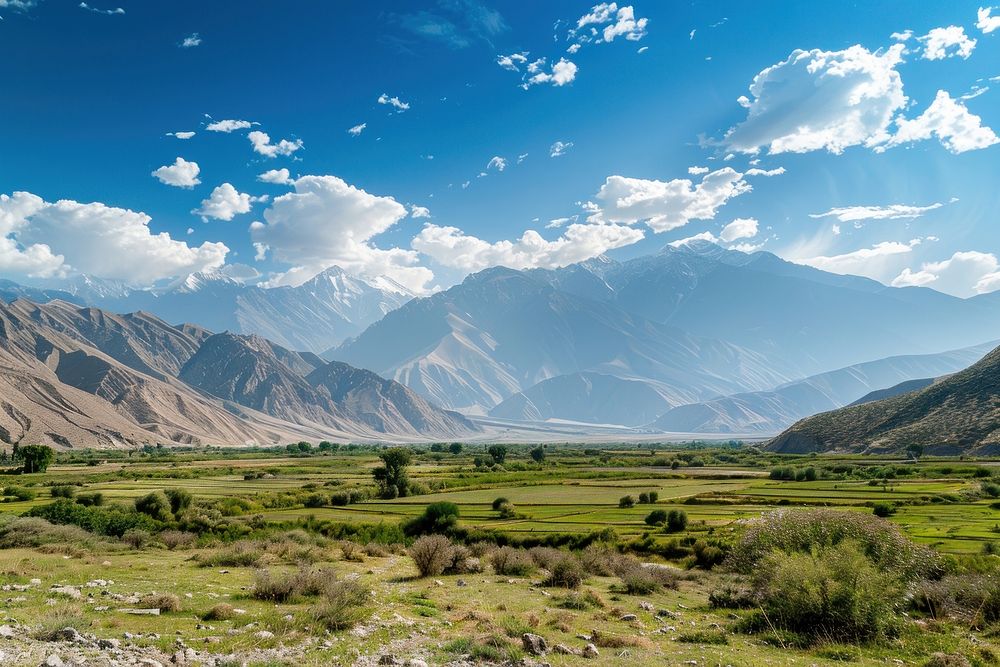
top-left (378, 656), bottom-right (403, 666)
top-left (522, 633), bottom-right (548, 656)
top-left (41, 655), bottom-right (64, 667)
top-left (408, 660), bottom-right (428, 667)
top-left (96, 638), bottom-right (120, 650)
top-left (638, 601), bottom-right (654, 612)
top-left (49, 586), bottom-right (81, 599)
top-left (0, 625), bottom-right (15, 638)
top-left (30, 578), bottom-right (41, 585)
top-left (53, 627), bottom-right (83, 643)
top-left (137, 660), bottom-right (164, 667)
top-left (619, 614), bottom-right (638, 622)
top-left (253, 630), bottom-right (275, 639)
top-left (553, 644), bottom-right (580, 656)
top-left (433, 580), bottom-right (444, 587)
top-left (456, 579), bottom-right (467, 587)
top-left (583, 643), bottom-right (600, 659)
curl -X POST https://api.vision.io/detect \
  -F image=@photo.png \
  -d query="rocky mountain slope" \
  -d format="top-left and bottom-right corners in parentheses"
top-left (0, 299), bottom-right (478, 449)
top-left (648, 341), bottom-right (995, 434)
top-left (332, 267), bottom-right (795, 413)
top-left (767, 344), bottom-right (1000, 455)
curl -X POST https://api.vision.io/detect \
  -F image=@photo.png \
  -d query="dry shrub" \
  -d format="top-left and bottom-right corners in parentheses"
top-left (363, 542), bottom-right (389, 557)
top-left (528, 546), bottom-right (564, 569)
top-left (196, 540), bottom-right (264, 568)
top-left (340, 541), bottom-right (365, 562)
top-left (0, 516), bottom-right (112, 553)
top-left (311, 579), bottom-right (370, 630)
top-left (160, 530), bottom-right (197, 550)
top-left (252, 566), bottom-right (335, 603)
top-left (543, 555), bottom-right (585, 588)
top-left (33, 604), bottom-right (88, 641)
top-left (490, 546), bottom-right (535, 576)
top-left (590, 628), bottom-right (653, 649)
top-left (203, 603), bottom-right (235, 621)
top-left (141, 592), bottom-right (181, 612)
top-left (468, 541), bottom-right (492, 559)
top-left (409, 535), bottom-right (454, 577)
top-left (579, 544), bottom-right (619, 576)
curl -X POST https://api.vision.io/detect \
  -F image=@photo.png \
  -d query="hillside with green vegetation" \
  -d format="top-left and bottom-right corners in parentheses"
top-left (769, 344), bottom-right (1000, 455)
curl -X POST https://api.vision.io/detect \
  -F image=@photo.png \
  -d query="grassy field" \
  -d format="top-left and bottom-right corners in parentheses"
top-left (1, 444), bottom-right (1000, 665)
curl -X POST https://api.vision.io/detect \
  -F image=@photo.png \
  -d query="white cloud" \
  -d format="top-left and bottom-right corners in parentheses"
top-left (347, 122), bottom-right (366, 136)
top-left (725, 44), bottom-right (906, 154)
top-left (573, 3), bottom-right (647, 42)
top-left (549, 141), bottom-right (574, 157)
top-left (180, 32), bottom-right (201, 48)
top-left (378, 93), bottom-right (410, 112)
top-left (546, 215), bottom-right (577, 229)
top-left (730, 241), bottom-right (765, 253)
top-left (151, 157), bottom-right (201, 188)
top-left (978, 7), bottom-right (1000, 33)
top-left (166, 131), bottom-right (195, 139)
top-left (194, 183), bottom-right (253, 221)
top-left (719, 217), bottom-right (758, 242)
top-left (257, 168), bottom-right (293, 185)
top-left (744, 166), bottom-right (786, 177)
top-left (590, 167), bottom-right (751, 233)
top-left (525, 58), bottom-right (578, 87)
top-left (809, 202), bottom-right (944, 222)
top-left (890, 29), bottom-right (913, 41)
top-left (79, 2), bottom-right (123, 15)
top-left (892, 250), bottom-right (1000, 296)
top-left (601, 5), bottom-right (648, 42)
top-left (517, 153), bottom-right (529, 163)
top-left (0, 191), bottom-right (228, 284)
top-left (918, 25), bottom-right (977, 60)
top-left (410, 205), bottom-right (431, 219)
top-left (794, 239), bottom-right (920, 278)
top-left (205, 119), bottom-right (253, 133)
top-left (687, 166), bottom-right (709, 175)
top-left (668, 231), bottom-right (719, 247)
top-left (248, 130), bottom-right (303, 158)
top-left (412, 222), bottom-right (644, 272)
top-left (497, 52), bottom-right (529, 71)
top-left (487, 156), bottom-right (507, 171)
top-left (568, 43), bottom-right (582, 54)
top-left (882, 90), bottom-right (999, 154)
top-left (250, 175), bottom-right (432, 293)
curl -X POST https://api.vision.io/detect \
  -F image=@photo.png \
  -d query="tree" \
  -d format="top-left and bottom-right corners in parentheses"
top-left (19, 445), bottom-right (54, 474)
top-left (619, 495), bottom-right (635, 509)
top-left (449, 443), bottom-right (463, 455)
top-left (487, 445), bottom-right (507, 465)
top-left (666, 509), bottom-right (688, 532)
top-left (134, 492), bottom-right (172, 522)
top-left (530, 446), bottom-right (546, 463)
top-left (164, 488), bottom-right (193, 516)
top-left (404, 501), bottom-right (460, 536)
top-left (318, 441), bottom-right (339, 453)
top-left (373, 448), bottom-right (412, 499)
top-left (906, 443), bottom-right (924, 461)
top-left (297, 441), bottom-right (312, 453)
top-left (645, 509), bottom-right (668, 526)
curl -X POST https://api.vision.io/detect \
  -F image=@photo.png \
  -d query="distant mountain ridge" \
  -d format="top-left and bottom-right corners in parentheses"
top-left (768, 344), bottom-right (1000, 455)
top-left (0, 299), bottom-right (477, 449)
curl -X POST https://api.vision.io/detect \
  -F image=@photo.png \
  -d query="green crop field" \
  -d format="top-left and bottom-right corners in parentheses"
top-left (2, 443), bottom-right (1000, 665)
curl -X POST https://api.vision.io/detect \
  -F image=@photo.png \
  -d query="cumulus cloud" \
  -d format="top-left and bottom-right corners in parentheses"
top-left (250, 175), bottom-right (432, 293)
top-left (257, 168), bottom-right (293, 185)
top-left (378, 93), bottom-right (410, 112)
top-left (979, 7), bottom-right (1000, 33)
top-left (0, 191), bottom-right (228, 284)
top-left (918, 25), bottom-right (977, 60)
top-left (573, 3), bottom-right (648, 43)
top-left (881, 90), bottom-right (1000, 154)
top-left (744, 166), bottom-right (786, 177)
top-left (725, 45), bottom-right (906, 154)
top-left (166, 131), bottom-right (195, 139)
top-left (205, 119), bottom-right (253, 133)
top-left (719, 217), bottom-right (758, 242)
top-left (497, 52), bottom-right (529, 71)
top-left (668, 231), bottom-right (720, 248)
top-left (410, 205), bottom-right (431, 218)
top-left (529, 58), bottom-right (578, 87)
top-left (809, 202), bottom-right (944, 223)
top-left (486, 156), bottom-right (507, 171)
top-left (248, 130), bottom-right (304, 158)
top-left (892, 250), bottom-right (1000, 296)
top-left (347, 122), bottom-right (366, 136)
top-left (589, 167), bottom-right (751, 233)
top-left (794, 239), bottom-right (921, 278)
top-left (549, 141), bottom-right (573, 157)
top-left (180, 32), bottom-right (201, 48)
top-left (412, 222), bottom-right (643, 272)
top-left (194, 183), bottom-right (253, 221)
top-left (151, 157), bottom-right (201, 188)
top-left (687, 166), bottom-right (709, 175)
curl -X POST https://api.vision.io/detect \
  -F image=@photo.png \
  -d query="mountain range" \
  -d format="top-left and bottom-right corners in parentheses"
top-left (768, 342), bottom-right (1000, 456)
top-left (7, 241), bottom-right (1000, 439)
top-left (0, 299), bottom-right (476, 449)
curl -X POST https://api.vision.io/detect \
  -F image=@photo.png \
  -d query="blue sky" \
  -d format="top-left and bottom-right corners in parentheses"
top-left (0, 0), bottom-right (998, 296)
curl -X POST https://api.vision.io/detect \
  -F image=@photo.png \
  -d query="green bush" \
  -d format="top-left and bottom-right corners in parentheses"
top-left (666, 509), bottom-right (688, 532)
top-left (645, 509), bottom-right (667, 526)
top-left (544, 555), bottom-right (584, 588)
top-left (134, 492), bottom-right (172, 522)
top-left (750, 540), bottom-right (903, 642)
top-left (491, 497), bottom-right (509, 511)
top-left (618, 495), bottom-right (635, 509)
top-left (50, 485), bottom-right (76, 499)
top-left (873, 502), bottom-right (896, 518)
top-left (311, 580), bottom-right (370, 630)
top-left (403, 501), bottom-right (460, 536)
